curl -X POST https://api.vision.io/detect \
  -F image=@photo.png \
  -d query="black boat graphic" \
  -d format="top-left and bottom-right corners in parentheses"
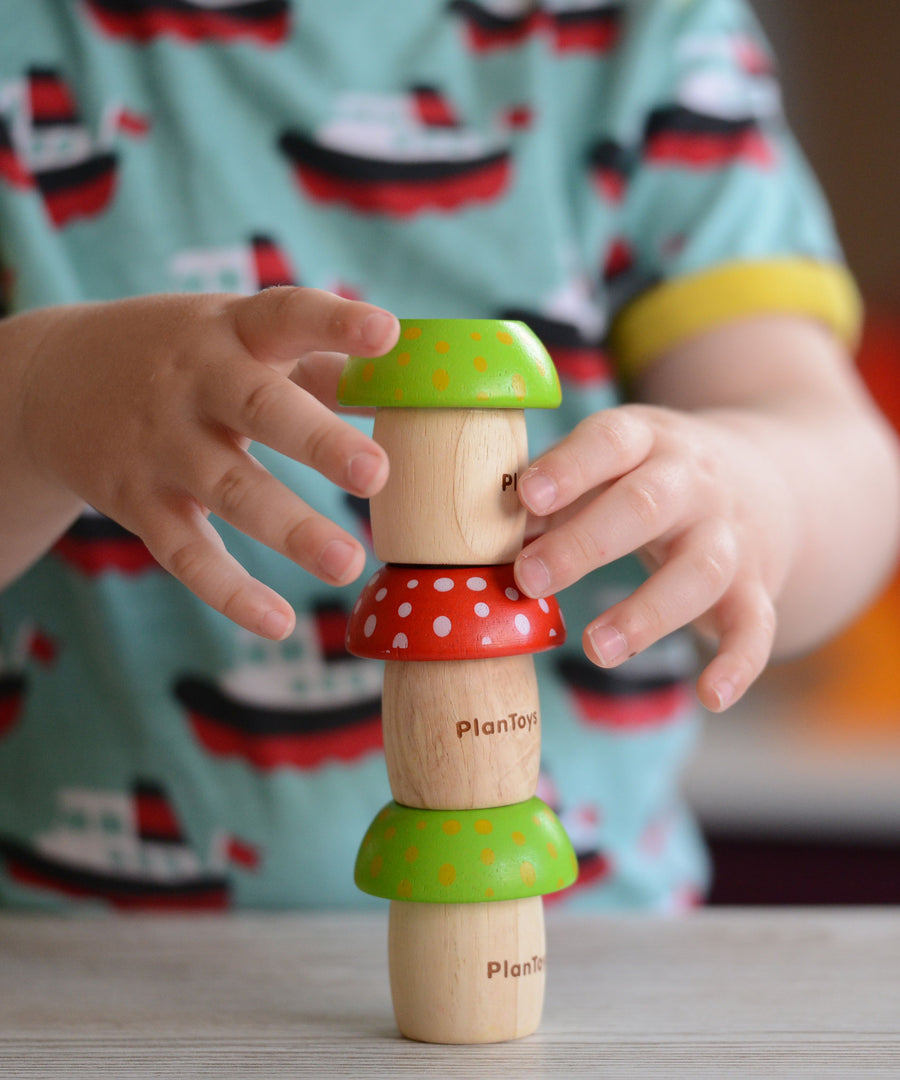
top-left (83, 0), bottom-right (291, 45)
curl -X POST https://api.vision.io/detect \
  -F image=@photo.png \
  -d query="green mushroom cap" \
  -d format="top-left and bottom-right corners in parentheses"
top-left (338, 318), bottom-right (561, 409)
top-left (354, 796), bottom-right (578, 904)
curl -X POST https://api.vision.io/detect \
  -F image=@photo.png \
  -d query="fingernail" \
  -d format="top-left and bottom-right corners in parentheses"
top-left (516, 553), bottom-right (551, 597)
top-left (519, 471), bottom-right (557, 515)
top-left (360, 312), bottom-right (398, 351)
top-left (318, 539), bottom-right (359, 582)
top-left (712, 677), bottom-right (736, 711)
top-left (588, 625), bottom-right (628, 666)
top-left (261, 609), bottom-right (293, 640)
top-left (347, 451), bottom-right (386, 495)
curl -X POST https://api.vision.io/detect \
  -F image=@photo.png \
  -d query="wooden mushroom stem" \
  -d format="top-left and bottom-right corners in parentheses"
top-left (371, 408), bottom-right (528, 565)
top-left (382, 655), bottom-right (540, 810)
top-left (389, 896), bottom-right (546, 1044)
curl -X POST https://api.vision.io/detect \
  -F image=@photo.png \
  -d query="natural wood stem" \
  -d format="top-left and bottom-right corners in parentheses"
top-left (388, 896), bottom-right (546, 1044)
top-left (370, 408), bottom-right (528, 565)
top-left (382, 656), bottom-right (540, 809)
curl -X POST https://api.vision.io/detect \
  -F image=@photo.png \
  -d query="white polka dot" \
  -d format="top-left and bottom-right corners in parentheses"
top-left (353, 597), bottom-right (362, 613)
top-left (549, 628), bottom-right (557, 637)
top-left (474, 602), bottom-right (490, 617)
top-left (375, 588), bottom-right (387, 602)
top-left (364, 615), bottom-right (377, 638)
top-left (407, 578), bottom-right (419, 589)
top-left (466, 577), bottom-right (487, 592)
top-left (398, 602), bottom-right (412, 618)
top-left (434, 577), bottom-right (454, 592)
top-left (505, 587), bottom-right (520, 601)
top-left (538, 598), bottom-right (550, 613)
top-left (392, 632), bottom-right (408, 649)
top-left (482, 635), bottom-right (493, 645)
top-left (433, 616), bottom-right (452, 637)
top-left (515, 614), bottom-right (530, 635)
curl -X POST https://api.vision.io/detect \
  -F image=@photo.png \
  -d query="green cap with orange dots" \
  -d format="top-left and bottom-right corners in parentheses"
top-left (338, 318), bottom-right (561, 408)
top-left (354, 797), bottom-right (578, 904)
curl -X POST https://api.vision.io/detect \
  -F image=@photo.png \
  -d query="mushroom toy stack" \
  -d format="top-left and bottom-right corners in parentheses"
top-left (340, 319), bottom-right (577, 1044)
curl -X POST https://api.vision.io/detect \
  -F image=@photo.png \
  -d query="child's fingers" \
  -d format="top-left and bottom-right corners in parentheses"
top-left (142, 505), bottom-right (297, 639)
top-left (579, 518), bottom-right (738, 667)
top-left (696, 582), bottom-right (778, 712)
top-left (515, 453), bottom-right (689, 598)
top-left (201, 359), bottom-right (388, 497)
top-left (229, 287), bottom-right (399, 367)
top-left (519, 408), bottom-right (655, 516)
top-left (183, 445), bottom-right (368, 586)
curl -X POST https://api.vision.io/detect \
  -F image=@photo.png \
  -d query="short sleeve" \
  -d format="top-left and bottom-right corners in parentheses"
top-left (597, 0), bottom-right (862, 375)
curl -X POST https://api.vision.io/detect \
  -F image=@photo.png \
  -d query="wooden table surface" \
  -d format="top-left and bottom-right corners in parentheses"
top-left (1, 909), bottom-right (898, 1078)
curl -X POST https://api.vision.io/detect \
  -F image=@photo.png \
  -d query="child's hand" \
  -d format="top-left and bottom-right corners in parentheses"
top-left (12, 288), bottom-right (399, 638)
top-left (512, 317), bottom-right (900, 713)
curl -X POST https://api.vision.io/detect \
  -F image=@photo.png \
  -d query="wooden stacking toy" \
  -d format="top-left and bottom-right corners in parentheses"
top-left (341, 319), bottom-right (576, 1044)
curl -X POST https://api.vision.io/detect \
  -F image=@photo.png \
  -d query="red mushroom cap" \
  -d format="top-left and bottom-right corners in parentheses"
top-left (346, 564), bottom-right (566, 661)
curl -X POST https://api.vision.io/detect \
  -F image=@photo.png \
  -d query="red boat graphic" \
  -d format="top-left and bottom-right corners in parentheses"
top-left (83, 0), bottom-right (290, 45)
top-left (176, 603), bottom-right (384, 770)
top-left (52, 510), bottom-right (158, 577)
top-left (449, 1), bottom-right (622, 53)
top-left (644, 105), bottom-right (773, 169)
top-left (169, 234), bottom-right (297, 293)
top-left (278, 90), bottom-right (512, 216)
top-left (0, 68), bottom-right (147, 227)
top-left (0, 674), bottom-right (26, 738)
top-left (587, 138), bottom-right (634, 202)
top-left (0, 781), bottom-right (247, 909)
top-left (557, 655), bottom-right (692, 730)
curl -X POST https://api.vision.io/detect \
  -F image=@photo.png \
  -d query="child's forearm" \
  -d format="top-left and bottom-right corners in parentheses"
top-left (0, 308), bottom-right (88, 587)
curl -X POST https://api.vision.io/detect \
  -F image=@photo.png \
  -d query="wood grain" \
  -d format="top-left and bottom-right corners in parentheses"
top-left (2, 910), bottom-right (899, 1076)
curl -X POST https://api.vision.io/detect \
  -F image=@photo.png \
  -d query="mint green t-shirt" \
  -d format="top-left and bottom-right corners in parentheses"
top-left (0, 0), bottom-right (856, 911)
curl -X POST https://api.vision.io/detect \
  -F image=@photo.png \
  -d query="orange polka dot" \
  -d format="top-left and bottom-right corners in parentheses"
top-left (397, 879), bottom-right (412, 898)
top-left (474, 819), bottom-right (493, 835)
top-left (512, 373), bottom-right (527, 400)
top-left (435, 340), bottom-right (450, 354)
top-left (473, 355), bottom-right (487, 372)
top-left (404, 845), bottom-right (419, 863)
top-left (362, 361), bottom-right (375, 382)
top-left (485, 887), bottom-right (495, 898)
top-left (370, 854), bottom-right (383, 878)
top-left (532, 814), bottom-right (544, 826)
top-left (438, 864), bottom-right (456, 887)
top-left (416, 820), bottom-right (428, 831)
top-left (497, 330), bottom-right (513, 345)
top-left (547, 842), bottom-right (558, 859)
top-left (384, 826), bottom-right (396, 841)
top-left (433, 368), bottom-right (450, 391)
top-left (394, 387), bottom-right (403, 401)
top-left (403, 326), bottom-right (422, 339)
top-left (476, 390), bottom-right (490, 400)
top-left (397, 351), bottom-right (411, 366)
top-left (520, 861), bottom-right (537, 886)
top-left (480, 848), bottom-right (495, 865)
top-left (470, 331), bottom-right (482, 340)
top-left (442, 819), bottom-right (461, 835)
top-left (376, 807), bottom-right (391, 821)
top-left (512, 831), bottom-right (526, 846)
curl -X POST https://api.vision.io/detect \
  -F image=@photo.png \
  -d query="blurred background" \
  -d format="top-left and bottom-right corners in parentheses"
top-left (686, 0), bottom-right (900, 903)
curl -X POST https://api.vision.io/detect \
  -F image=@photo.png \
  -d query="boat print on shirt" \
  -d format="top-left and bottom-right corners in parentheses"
top-left (0, 68), bottom-right (148, 228)
top-left (0, 780), bottom-right (257, 909)
top-left (53, 508), bottom-right (159, 577)
top-left (278, 88), bottom-right (513, 217)
top-left (169, 234), bottom-right (297, 294)
top-left (448, 0), bottom-right (623, 53)
top-left (174, 602), bottom-right (384, 770)
top-left (642, 32), bottom-right (781, 169)
top-left (0, 624), bottom-right (59, 739)
top-left (82, 0), bottom-right (291, 45)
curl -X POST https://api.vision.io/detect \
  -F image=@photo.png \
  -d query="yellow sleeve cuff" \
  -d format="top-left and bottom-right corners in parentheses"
top-left (609, 259), bottom-right (863, 378)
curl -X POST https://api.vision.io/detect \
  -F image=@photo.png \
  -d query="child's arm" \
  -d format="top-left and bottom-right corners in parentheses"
top-left (514, 315), bottom-right (900, 712)
top-left (0, 288), bottom-right (399, 638)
